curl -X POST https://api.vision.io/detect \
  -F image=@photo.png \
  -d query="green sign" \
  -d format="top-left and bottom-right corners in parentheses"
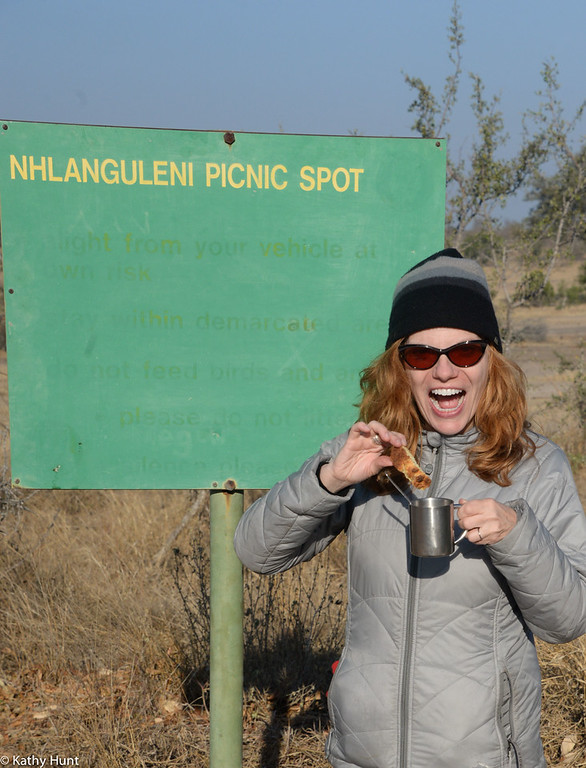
top-left (0, 121), bottom-right (445, 489)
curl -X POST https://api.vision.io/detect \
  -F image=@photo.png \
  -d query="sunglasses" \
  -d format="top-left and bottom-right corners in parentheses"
top-left (398, 340), bottom-right (489, 370)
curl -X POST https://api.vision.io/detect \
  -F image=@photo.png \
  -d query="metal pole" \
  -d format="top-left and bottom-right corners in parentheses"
top-left (209, 484), bottom-right (244, 768)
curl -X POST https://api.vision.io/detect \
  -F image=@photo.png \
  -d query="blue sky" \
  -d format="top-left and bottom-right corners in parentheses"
top-left (2, 0), bottom-right (584, 219)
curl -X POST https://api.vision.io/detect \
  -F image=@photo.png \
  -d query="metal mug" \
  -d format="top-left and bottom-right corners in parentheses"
top-left (409, 497), bottom-right (466, 557)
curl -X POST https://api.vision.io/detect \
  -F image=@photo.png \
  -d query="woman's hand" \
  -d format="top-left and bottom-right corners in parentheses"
top-left (318, 421), bottom-right (406, 494)
top-left (457, 498), bottom-right (518, 545)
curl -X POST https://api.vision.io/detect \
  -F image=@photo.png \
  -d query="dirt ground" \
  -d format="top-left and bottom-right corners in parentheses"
top-left (514, 302), bottom-right (584, 410)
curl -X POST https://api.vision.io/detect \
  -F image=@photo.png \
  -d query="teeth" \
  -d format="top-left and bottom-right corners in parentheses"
top-left (430, 388), bottom-right (465, 413)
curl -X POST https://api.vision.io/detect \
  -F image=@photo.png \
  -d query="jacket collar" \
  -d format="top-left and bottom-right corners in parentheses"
top-left (423, 428), bottom-right (479, 451)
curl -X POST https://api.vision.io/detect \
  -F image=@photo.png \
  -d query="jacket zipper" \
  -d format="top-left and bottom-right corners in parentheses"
top-left (399, 557), bottom-right (420, 768)
top-left (399, 439), bottom-right (443, 768)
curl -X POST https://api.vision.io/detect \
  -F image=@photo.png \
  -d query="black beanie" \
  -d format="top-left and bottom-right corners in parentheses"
top-left (385, 248), bottom-right (502, 352)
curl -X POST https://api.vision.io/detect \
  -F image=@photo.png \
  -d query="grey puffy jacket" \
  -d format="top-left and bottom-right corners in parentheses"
top-left (234, 429), bottom-right (586, 768)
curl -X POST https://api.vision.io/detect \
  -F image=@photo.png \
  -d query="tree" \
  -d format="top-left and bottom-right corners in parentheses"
top-left (487, 62), bottom-right (586, 346)
top-left (525, 60), bottom-right (586, 273)
top-left (404, 0), bottom-right (546, 251)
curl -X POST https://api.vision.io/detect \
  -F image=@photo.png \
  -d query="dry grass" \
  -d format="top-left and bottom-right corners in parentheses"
top-left (1, 440), bottom-right (585, 766)
top-left (0, 478), bottom-right (347, 767)
top-left (0, 482), bottom-right (203, 765)
top-left (538, 637), bottom-right (586, 766)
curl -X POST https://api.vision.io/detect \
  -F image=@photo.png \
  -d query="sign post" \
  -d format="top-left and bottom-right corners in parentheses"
top-left (210, 485), bottom-right (244, 768)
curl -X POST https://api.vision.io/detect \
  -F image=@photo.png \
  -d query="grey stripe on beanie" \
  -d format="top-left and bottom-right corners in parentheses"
top-left (385, 248), bottom-right (502, 351)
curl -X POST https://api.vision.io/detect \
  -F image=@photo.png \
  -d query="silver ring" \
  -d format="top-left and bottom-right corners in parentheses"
top-left (477, 528), bottom-right (483, 541)
top-left (372, 434), bottom-right (382, 446)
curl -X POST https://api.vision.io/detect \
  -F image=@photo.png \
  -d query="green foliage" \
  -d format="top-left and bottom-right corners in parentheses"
top-left (404, 0), bottom-right (463, 141)
top-left (512, 270), bottom-right (555, 306)
top-left (524, 61), bottom-right (586, 255)
top-left (555, 265), bottom-right (586, 305)
top-left (526, 147), bottom-right (586, 247)
top-left (404, 1), bottom-right (546, 249)
top-left (560, 282), bottom-right (586, 305)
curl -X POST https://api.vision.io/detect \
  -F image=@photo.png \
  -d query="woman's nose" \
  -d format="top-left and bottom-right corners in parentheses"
top-left (432, 353), bottom-right (458, 379)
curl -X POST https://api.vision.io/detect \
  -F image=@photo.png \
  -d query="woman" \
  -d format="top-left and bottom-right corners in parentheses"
top-left (234, 248), bottom-right (586, 768)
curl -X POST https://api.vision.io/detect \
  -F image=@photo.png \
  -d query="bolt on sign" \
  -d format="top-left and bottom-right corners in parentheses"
top-left (0, 121), bottom-right (446, 489)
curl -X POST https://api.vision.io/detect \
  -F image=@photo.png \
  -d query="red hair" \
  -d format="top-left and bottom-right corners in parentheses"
top-left (358, 342), bottom-right (535, 489)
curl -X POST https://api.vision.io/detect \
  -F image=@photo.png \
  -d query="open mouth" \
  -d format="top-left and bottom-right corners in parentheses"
top-left (430, 388), bottom-right (465, 413)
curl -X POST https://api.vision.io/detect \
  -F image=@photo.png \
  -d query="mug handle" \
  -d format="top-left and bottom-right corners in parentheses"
top-left (453, 503), bottom-right (467, 544)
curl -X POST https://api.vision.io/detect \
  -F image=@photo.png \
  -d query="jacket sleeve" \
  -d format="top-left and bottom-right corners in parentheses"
top-left (234, 434), bottom-right (354, 574)
top-left (488, 446), bottom-right (586, 643)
